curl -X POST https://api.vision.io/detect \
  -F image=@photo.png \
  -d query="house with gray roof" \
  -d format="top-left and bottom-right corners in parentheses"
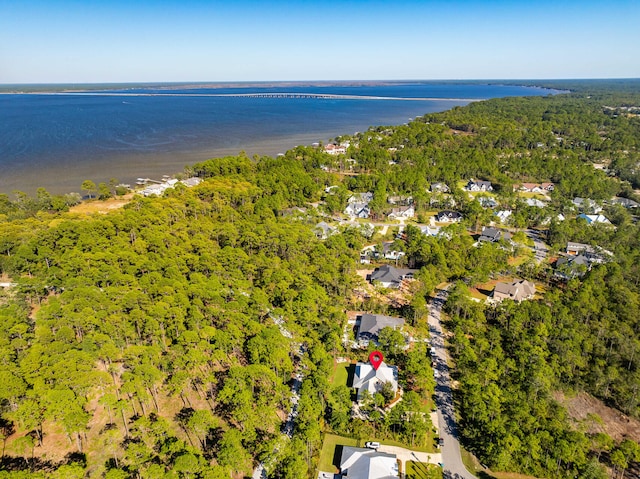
top-left (340, 446), bottom-right (399, 479)
top-left (611, 197), bottom-right (640, 208)
top-left (465, 179), bottom-right (493, 192)
top-left (369, 265), bottom-right (412, 289)
top-left (478, 227), bottom-right (512, 243)
top-left (491, 279), bottom-right (536, 303)
top-left (314, 221), bottom-right (337, 240)
top-left (566, 242), bottom-right (612, 263)
top-left (345, 202), bottom-right (371, 219)
top-left (356, 314), bottom-right (405, 345)
top-left (555, 255), bottom-right (591, 280)
top-left (430, 182), bottom-right (450, 193)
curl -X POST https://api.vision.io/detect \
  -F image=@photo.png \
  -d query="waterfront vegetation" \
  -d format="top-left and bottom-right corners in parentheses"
top-left (1, 81), bottom-right (640, 478)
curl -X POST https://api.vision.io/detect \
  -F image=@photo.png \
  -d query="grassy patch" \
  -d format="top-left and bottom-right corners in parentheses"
top-left (317, 434), bottom-right (359, 473)
top-left (460, 447), bottom-right (485, 475)
top-left (507, 253), bottom-right (532, 267)
top-left (406, 461), bottom-right (443, 479)
top-left (517, 191), bottom-right (550, 200)
top-left (469, 287), bottom-right (489, 301)
top-left (329, 362), bottom-right (351, 389)
top-left (70, 194), bottom-right (133, 215)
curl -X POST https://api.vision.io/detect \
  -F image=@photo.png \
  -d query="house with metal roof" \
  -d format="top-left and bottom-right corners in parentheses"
top-left (352, 361), bottom-right (399, 401)
top-left (340, 446), bottom-right (399, 479)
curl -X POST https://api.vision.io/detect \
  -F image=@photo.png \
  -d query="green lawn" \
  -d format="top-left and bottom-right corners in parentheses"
top-left (460, 447), bottom-right (485, 475)
top-left (330, 361), bottom-right (350, 388)
top-left (406, 461), bottom-right (443, 479)
top-left (317, 434), bottom-right (359, 473)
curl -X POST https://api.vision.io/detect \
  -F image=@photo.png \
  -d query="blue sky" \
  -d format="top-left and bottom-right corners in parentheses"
top-left (1, 0), bottom-right (638, 83)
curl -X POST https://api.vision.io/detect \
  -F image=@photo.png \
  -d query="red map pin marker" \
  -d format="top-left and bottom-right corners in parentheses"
top-left (369, 350), bottom-right (384, 370)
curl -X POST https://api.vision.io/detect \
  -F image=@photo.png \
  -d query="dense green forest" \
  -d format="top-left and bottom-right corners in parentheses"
top-left (1, 82), bottom-right (640, 478)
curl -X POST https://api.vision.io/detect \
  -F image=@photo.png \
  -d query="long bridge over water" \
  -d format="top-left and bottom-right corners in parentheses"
top-left (9, 91), bottom-right (481, 102)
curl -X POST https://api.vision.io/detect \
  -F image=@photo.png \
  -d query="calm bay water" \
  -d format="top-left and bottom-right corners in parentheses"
top-left (0, 83), bottom-right (555, 195)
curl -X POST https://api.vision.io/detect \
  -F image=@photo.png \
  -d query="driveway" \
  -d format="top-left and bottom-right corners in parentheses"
top-left (377, 444), bottom-right (441, 470)
top-left (428, 289), bottom-right (477, 479)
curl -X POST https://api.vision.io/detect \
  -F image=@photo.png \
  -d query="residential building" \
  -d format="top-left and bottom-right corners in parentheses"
top-left (572, 197), bottom-right (602, 213)
top-left (465, 179), bottom-right (493, 192)
top-left (388, 205), bottom-right (415, 219)
top-left (356, 314), bottom-right (405, 345)
top-left (430, 182), bottom-right (450, 193)
top-left (387, 195), bottom-right (413, 206)
top-left (324, 143), bottom-right (347, 155)
top-left (349, 192), bottom-right (374, 204)
top-left (435, 210), bottom-right (463, 223)
top-left (314, 221), bottom-right (336, 240)
top-left (478, 197), bottom-right (498, 208)
top-left (566, 242), bottom-right (612, 263)
top-left (491, 279), bottom-right (536, 303)
top-left (526, 198), bottom-right (546, 208)
top-left (339, 447), bottom-right (399, 479)
top-left (516, 182), bottom-right (554, 193)
top-left (577, 213), bottom-right (611, 225)
top-left (345, 203), bottom-right (371, 219)
top-left (611, 197), bottom-right (640, 208)
top-left (495, 210), bottom-right (512, 223)
top-left (369, 265), bottom-right (412, 289)
top-left (419, 225), bottom-right (441, 236)
top-left (352, 361), bottom-right (399, 401)
top-left (380, 242), bottom-right (405, 261)
top-left (555, 255), bottom-right (591, 280)
top-left (478, 227), bottom-right (512, 243)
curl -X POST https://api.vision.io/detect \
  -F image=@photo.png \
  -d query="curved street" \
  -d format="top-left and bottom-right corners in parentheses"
top-left (428, 288), bottom-right (477, 479)
top-left (524, 228), bottom-right (549, 264)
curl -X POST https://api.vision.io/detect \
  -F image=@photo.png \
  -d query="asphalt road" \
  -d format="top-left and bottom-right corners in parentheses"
top-left (428, 289), bottom-right (477, 479)
top-left (525, 228), bottom-right (549, 264)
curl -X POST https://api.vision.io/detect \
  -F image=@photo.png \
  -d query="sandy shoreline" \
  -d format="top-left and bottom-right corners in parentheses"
top-left (0, 131), bottom-right (340, 196)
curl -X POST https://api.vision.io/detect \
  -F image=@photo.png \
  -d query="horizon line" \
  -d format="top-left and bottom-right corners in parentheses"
top-left (2, 77), bottom-right (640, 87)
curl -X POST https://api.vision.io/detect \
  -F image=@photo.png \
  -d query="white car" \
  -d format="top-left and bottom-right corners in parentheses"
top-left (365, 441), bottom-right (380, 450)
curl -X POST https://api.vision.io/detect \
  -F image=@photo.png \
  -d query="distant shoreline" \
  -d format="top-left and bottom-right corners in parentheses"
top-left (0, 79), bottom-right (567, 95)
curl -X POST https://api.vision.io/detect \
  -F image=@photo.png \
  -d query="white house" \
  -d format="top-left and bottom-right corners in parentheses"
top-left (324, 144), bottom-right (347, 155)
top-left (352, 361), bottom-right (399, 401)
top-left (577, 213), bottom-right (611, 225)
top-left (419, 225), bottom-right (441, 236)
top-left (435, 210), bottom-right (463, 223)
top-left (526, 198), bottom-right (547, 208)
top-left (339, 447), bottom-right (399, 479)
top-left (495, 210), bottom-right (512, 223)
top-left (388, 205), bottom-right (415, 219)
top-left (344, 203), bottom-right (371, 219)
